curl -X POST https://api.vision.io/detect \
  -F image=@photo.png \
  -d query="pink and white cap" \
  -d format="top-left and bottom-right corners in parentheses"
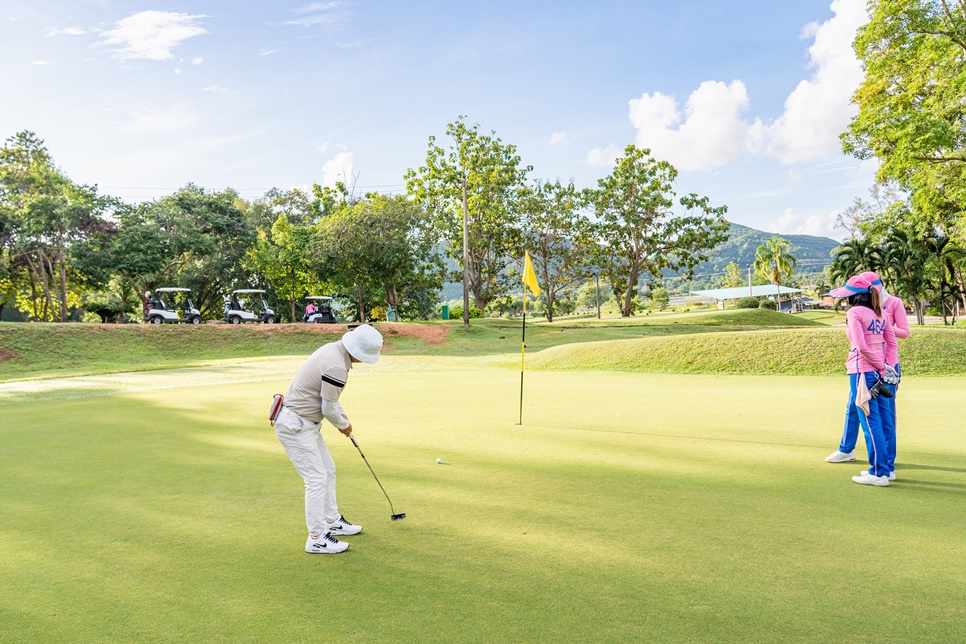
top-left (828, 274), bottom-right (875, 298)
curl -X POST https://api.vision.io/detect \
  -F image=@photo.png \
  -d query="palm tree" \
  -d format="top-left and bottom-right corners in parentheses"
top-left (884, 227), bottom-right (928, 325)
top-left (828, 237), bottom-right (883, 285)
top-left (754, 236), bottom-right (797, 312)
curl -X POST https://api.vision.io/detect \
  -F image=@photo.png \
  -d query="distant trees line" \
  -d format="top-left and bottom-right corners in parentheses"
top-left (0, 118), bottom-right (729, 324)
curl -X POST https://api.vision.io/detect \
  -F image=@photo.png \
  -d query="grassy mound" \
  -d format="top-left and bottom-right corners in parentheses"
top-left (527, 326), bottom-right (966, 376)
top-left (0, 310), bottom-right (823, 380)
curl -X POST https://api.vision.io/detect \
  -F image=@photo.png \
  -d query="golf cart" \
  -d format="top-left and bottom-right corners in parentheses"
top-left (145, 288), bottom-right (201, 325)
top-left (303, 296), bottom-right (337, 323)
top-left (223, 289), bottom-right (276, 325)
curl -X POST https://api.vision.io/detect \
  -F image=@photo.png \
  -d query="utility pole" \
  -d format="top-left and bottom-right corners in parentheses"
top-left (746, 264), bottom-right (753, 297)
top-left (462, 175), bottom-right (470, 328)
top-left (595, 272), bottom-right (601, 319)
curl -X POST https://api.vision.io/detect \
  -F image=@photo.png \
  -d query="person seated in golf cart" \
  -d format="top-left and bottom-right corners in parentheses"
top-left (306, 302), bottom-right (317, 317)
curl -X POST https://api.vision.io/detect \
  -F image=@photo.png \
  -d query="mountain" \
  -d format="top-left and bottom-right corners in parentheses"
top-left (687, 221), bottom-right (841, 278)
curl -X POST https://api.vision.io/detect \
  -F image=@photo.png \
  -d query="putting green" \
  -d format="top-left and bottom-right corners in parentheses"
top-left (1, 359), bottom-right (964, 641)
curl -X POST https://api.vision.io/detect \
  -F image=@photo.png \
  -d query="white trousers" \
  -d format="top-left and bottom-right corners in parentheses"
top-left (275, 407), bottom-right (338, 536)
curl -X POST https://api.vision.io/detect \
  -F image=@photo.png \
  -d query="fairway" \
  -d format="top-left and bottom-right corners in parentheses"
top-left (2, 357), bottom-right (965, 641)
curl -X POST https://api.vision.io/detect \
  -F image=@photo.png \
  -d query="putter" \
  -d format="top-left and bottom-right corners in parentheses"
top-left (349, 433), bottom-right (406, 521)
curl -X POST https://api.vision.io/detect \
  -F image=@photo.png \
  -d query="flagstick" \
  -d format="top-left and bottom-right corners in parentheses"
top-left (518, 288), bottom-right (526, 425)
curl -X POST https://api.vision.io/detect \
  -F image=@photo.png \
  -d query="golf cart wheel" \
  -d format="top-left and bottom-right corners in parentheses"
top-left (264, 316), bottom-right (275, 324)
top-left (229, 316), bottom-right (241, 325)
top-left (189, 316), bottom-right (201, 325)
top-left (150, 316), bottom-right (163, 325)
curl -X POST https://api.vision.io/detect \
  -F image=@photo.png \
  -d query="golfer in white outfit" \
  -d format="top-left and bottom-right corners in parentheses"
top-left (275, 324), bottom-right (383, 554)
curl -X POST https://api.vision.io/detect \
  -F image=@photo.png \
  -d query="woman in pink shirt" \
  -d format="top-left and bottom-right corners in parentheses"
top-left (826, 271), bottom-right (908, 474)
top-left (828, 274), bottom-right (898, 486)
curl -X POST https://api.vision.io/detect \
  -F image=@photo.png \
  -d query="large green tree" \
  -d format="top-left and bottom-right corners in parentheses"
top-left (247, 213), bottom-right (318, 322)
top-left (518, 180), bottom-right (595, 322)
top-left (0, 131), bottom-right (111, 321)
top-left (586, 145), bottom-right (729, 317)
top-left (405, 117), bottom-right (530, 321)
top-left (843, 0), bottom-right (966, 239)
top-left (313, 194), bottom-right (443, 322)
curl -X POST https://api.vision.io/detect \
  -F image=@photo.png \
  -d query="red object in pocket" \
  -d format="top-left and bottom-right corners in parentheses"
top-left (269, 394), bottom-right (284, 426)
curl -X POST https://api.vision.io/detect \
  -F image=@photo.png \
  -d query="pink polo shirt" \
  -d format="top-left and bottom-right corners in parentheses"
top-left (845, 305), bottom-right (897, 374)
top-left (881, 293), bottom-right (909, 366)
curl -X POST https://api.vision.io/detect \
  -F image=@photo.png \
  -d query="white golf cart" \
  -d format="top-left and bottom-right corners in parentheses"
top-left (303, 296), bottom-right (337, 323)
top-left (223, 289), bottom-right (276, 325)
top-left (145, 288), bottom-right (201, 325)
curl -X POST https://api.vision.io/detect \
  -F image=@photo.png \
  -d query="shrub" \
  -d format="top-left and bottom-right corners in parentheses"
top-left (449, 306), bottom-right (483, 319)
top-left (736, 296), bottom-right (759, 309)
top-left (759, 299), bottom-right (777, 310)
top-left (369, 306), bottom-right (386, 321)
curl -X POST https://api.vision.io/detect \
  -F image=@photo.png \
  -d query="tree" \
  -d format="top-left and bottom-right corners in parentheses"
top-left (405, 117), bottom-right (530, 322)
top-left (828, 237), bottom-right (883, 285)
top-left (843, 0), bottom-right (966, 240)
top-left (518, 180), bottom-right (594, 322)
top-left (0, 131), bottom-right (112, 322)
top-left (313, 194), bottom-right (443, 322)
top-left (586, 145), bottom-right (729, 317)
top-left (754, 236), bottom-right (797, 312)
top-left (721, 261), bottom-right (745, 289)
top-left (247, 213), bottom-right (318, 322)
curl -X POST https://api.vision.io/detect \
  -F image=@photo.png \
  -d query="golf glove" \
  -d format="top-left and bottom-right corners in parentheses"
top-left (883, 364), bottom-right (900, 385)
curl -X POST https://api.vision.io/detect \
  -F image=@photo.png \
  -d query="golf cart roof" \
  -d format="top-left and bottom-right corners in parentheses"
top-left (156, 287), bottom-right (191, 293)
top-left (231, 289), bottom-right (266, 295)
top-left (306, 296), bottom-right (333, 301)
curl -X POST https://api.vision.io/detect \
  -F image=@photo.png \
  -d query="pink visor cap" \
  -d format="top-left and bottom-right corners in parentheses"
top-left (859, 271), bottom-right (884, 292)
top-left (828, 274), bottom-right (874, 298)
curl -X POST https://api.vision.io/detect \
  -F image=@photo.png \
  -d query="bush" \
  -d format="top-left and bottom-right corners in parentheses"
top-left (759, 299), bottom-right (777, 310)
top-left (736, 297), bottom-right (759, 309)
top-left (449, 306), bottom-right (483, 319)
top-left (369, 306), bottom-right (386, 321)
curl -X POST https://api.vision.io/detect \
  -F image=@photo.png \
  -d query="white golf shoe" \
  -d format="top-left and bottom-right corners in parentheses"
top-left (305, 532), bottom-right (349, 554)
top-left (852, 472), bottom-right (890, 487)
top-left (324, 515), bottom-right (362, 536)
top-left (826, 450), bottom-right (856, 463)
top-left (861, 470), bottom-right (896, 481)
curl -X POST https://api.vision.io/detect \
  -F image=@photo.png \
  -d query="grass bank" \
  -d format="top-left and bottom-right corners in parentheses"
top-left (527, 326), bottom-right (966, 376)
top-left (0, 309), bottom-right (822, 381)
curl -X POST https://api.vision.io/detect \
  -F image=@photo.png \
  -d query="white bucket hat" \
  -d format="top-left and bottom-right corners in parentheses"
top-left (342, 324), bottom-right (383, 364)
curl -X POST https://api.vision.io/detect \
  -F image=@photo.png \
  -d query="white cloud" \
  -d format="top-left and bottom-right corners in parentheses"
top-left (321, 151), bottom-right (355, 187)
top-left (629, 80), bottom-right (751, 171)
top-left (316, 142), bottom-right (331, 154)
top-left (755, 0), bottom-right (868, 163)
top-left (769, 207), bottom-right (844, 238)
top-left (625, 0), bottom-right (867, 170)
top-left (46, 27), bottom-right (88, 37)
top-left (118, 103), bottom-right (198, 133)
top-left (585, 144), bottom-right (621, 167)
top-left (192, 57), bottom-right (204, 65)
top-left (100, 11), bottom-right (207, 61)
top-left (260, 48), bottom-right (279, 56)
top-left (283, 2), bottom-right (351, 27)
top-left (549, 131), bottom-right (569, 146)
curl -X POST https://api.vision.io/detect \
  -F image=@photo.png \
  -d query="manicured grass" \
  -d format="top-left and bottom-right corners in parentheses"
top-left (2, 363), bottom-right (964, 641)
top-left (0, 309), bottom-right (822, 381)
top-left (528, 326), bottom-right (966, 376)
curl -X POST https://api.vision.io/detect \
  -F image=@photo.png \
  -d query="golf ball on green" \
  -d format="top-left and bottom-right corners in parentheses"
top-left (436, 458), bottom-right (442, 464)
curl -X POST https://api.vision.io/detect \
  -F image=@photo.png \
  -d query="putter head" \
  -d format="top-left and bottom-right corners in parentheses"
top-left (390, 513), bottom-right (406, 521)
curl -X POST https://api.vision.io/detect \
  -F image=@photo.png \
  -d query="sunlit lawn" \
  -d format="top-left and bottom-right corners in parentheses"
top-left (2, 359), bottom-right (964, 641)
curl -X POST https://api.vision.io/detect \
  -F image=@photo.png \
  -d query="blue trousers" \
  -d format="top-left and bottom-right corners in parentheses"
top-left (839, 372), bottom-right (894, 477)
top-left (838, 365), bottom-right (898, 471)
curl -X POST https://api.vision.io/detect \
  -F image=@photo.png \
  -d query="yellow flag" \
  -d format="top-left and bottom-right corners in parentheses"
top-left (523, 252), bottom-right (541, 297)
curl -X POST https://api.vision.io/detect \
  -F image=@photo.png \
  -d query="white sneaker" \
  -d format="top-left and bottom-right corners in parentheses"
top-left (862, 470), bottom-right (896, 481)
top-left (305, 532), bottom-right (349, 554)
top-left (852, 472), bottom-right (890, 487)
top-left (325, 515), bottom-right (362, 536)
top-left (826, 450), bottom-right (856, 463)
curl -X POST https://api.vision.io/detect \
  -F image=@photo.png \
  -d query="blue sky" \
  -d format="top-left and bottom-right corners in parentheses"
top-left (2, 0), bottom-right (874, 239)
